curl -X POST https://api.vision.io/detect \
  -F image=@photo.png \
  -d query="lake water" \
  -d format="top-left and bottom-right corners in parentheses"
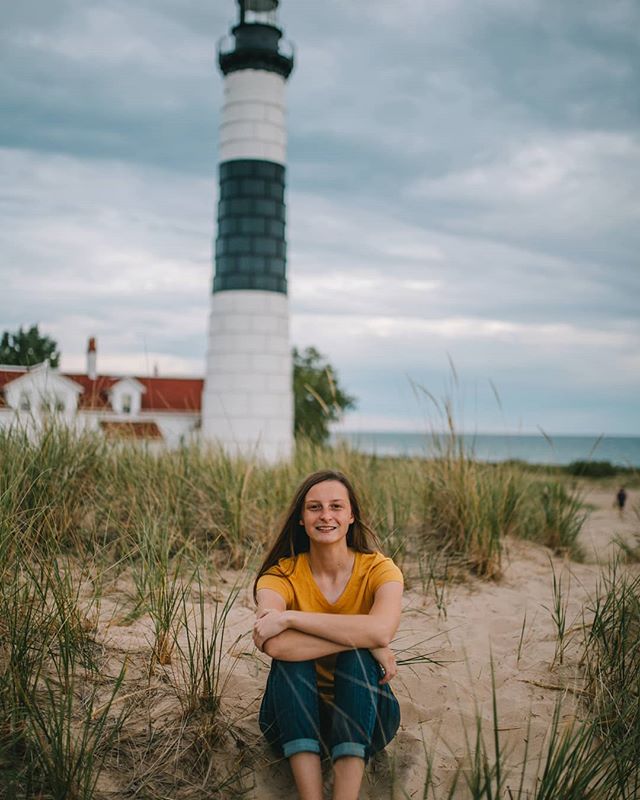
top-left (332, 432), bottom-right (640, 467)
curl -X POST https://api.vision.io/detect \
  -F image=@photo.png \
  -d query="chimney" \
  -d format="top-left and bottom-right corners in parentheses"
top-left (87, 337), bottom-right (97, 380)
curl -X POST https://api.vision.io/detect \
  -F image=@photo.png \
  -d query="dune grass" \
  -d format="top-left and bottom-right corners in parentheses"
top-left (583, 563), bottom-right (640, 799)
top-left (0, 424), bottom-right (601, 798)
top-left (0, 425), bottom-right (591, 575)
top-left (0, 553), bottom-right (127, 799)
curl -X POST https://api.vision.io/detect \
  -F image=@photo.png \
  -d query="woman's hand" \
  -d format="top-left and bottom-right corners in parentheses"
top-left (370, 646), bottom-right (397, 685)
top-left (253, 608), bottom-right (288, 651)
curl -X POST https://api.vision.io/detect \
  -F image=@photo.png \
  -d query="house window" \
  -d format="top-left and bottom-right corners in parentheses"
top-left (55, 396), bottom-right (65, 413)
top-left (121, 393), bottom-right (132, 414)
top-left (19, 392), bottom-right (31, 411)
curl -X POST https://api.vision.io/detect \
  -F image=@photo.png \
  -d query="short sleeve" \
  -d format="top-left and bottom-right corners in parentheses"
top-left (256, 570), bottom-right (294, 607)
top-left (369, 556), bottom-right (403, 595)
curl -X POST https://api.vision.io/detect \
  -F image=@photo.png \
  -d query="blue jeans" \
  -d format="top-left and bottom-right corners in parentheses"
top-left (259, 649), bottom-right (401, 763)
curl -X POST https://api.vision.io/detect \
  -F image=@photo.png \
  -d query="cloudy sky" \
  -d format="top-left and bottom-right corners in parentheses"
top-left (2, 0), bottom-right (639, 435)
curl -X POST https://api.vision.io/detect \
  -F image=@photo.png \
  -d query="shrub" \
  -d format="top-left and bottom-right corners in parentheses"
top-left (519, 481), bottom-right (587, 559)
top-left (565, 460), bottom-right (618, 478)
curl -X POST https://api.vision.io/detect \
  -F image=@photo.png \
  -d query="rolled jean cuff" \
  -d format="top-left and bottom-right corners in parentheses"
top-left (282, 738), bottom-right (321, 758)
top-left (331, 742), bottom-right (366, 762)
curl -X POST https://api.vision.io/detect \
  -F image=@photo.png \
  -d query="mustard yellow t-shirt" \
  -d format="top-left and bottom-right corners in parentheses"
top-left (256, 550), bottom-right (403, 700)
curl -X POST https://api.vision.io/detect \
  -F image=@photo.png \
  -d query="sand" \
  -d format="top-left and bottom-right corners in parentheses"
top-left (580, 485), bottom-right (638, 562)
top-left (94, 485), bottom-right (638, 798)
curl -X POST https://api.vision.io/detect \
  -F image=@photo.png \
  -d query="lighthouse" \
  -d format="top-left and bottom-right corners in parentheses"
top-left (202, 0), bottom-right (294, 461)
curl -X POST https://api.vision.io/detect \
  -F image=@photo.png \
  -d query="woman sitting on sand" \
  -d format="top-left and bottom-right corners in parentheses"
top-left (253, 470), bottom-right (403, 800)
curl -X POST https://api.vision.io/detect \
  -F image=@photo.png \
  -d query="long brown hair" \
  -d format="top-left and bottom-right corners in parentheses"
top-left (253, 470), bottom-right (381, 600)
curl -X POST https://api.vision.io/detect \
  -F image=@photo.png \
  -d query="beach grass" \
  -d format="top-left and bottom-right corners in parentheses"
top-left (0, 425), bottom-right (592, 573)
top-left (0, 424), bottom-right (621, 798)
top-left (583, 562), bottom-right (640, 799)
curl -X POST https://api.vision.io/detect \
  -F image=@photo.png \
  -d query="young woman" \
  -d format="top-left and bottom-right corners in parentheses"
top-left (253, 470), bottom-right (403, 800)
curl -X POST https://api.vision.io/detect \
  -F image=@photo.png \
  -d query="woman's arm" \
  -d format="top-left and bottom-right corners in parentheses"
top-left (254, 581), bottom-right (403, 651)
top-left (262, 629), bottom-right (350, 661)
top-left (255, 588), bottom-right (348, 660)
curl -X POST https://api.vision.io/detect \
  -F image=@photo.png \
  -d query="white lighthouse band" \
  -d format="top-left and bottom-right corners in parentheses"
top-left (202, 0), bottom-right (294, 462)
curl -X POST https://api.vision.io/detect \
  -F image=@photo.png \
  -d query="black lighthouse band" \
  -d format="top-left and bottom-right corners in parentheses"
top-left (214, 158), bottom-right (287, 294)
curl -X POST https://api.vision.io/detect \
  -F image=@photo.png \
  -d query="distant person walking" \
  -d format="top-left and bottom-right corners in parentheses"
top-left (616, 486), bottom-right (627, 517)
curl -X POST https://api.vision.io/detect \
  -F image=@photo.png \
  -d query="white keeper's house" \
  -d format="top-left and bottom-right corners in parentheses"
top-left (0, 339), bottom-right (203, 447)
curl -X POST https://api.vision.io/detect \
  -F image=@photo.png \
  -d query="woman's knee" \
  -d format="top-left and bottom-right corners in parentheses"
top-left (266, 658), bottom-right (319, 707)
top-left (272, 658), bottom-right (317, 676)
top-left (270, 658), bottom-right (317, 688)
top-left (335, 648), bottom-right (378, 680)
top-left (335, 648), bottom-right (376, 667)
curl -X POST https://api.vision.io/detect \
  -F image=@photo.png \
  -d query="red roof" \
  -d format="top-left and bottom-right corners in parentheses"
top-left (100, 420), bottom-right (164, 439)
top-left (0, 368), bottom-right (203, 413)
top-left (0, 368), bottom-right (27, 384)
top-left (68, 375), bottom-right (118, 409)
top-left (0, 368), bottom-right (27, 407)
top-left (136, 377), bottom-right (203, 412)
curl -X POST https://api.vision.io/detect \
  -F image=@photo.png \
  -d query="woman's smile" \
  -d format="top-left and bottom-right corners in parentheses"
top-left (302, 480), bottom-right (355, 544)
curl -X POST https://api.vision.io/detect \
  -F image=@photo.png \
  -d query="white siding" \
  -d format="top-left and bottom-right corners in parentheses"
top-left (220, 70), bottom-right (287, 165)
top-left (202, 290), bottom-right (293, 462)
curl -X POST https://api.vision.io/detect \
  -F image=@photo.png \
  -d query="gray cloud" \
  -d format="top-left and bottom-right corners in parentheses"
top-left (1, 0), bottom-right (639, 433)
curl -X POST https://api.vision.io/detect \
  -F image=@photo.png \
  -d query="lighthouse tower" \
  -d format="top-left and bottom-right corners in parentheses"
top-left (202, 0), bottom-right (294, 461)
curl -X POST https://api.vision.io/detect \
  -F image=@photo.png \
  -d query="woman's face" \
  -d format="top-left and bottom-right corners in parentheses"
top-left (301, 480), bottom-right (355, 547)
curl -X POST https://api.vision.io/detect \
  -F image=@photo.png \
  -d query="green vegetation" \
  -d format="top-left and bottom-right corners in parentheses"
top-left (584, 564), bottom-right (640, 799)
top-left (535, 481), bottom-right (587, 559)
top-left (293, 346), bottom-right (356, 443)
top-left (0, 425), bottom-right (624, 798)
top-left (0, 324), bottom-right (60, 367)
top-left (0, 425), bottom-right (592, 575)
top-left (563, 460), bottom-right (638, 487)
top-left (515, 480), bottom-right (587, 560)
top-left (565, 459), bottom-right (620, 478)
top-left (0, 557), bottom-right (127, 799)
top-left (545, 558), bottom-right (571, 667)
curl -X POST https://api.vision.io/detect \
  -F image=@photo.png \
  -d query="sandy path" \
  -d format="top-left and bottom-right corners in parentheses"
top-left (580, 485), bottom-right (638, 563)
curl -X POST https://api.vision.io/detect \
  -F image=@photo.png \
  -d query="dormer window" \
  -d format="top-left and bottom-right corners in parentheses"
top-left (108, 379), bottom-right (144, 416)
